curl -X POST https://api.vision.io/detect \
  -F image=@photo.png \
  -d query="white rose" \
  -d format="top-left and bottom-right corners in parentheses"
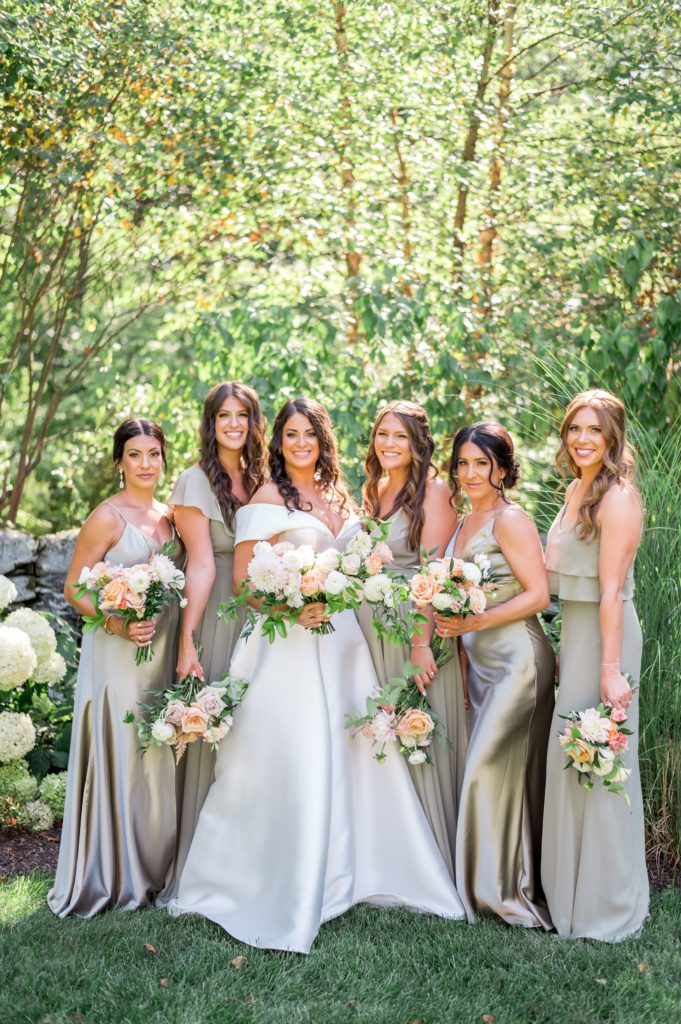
top-left (592, 748), bottom-right (615, 776)
top-left (347, 531), bottom-right (373, 558)
top-left (609, 765), bottom-right (632, 785)
top-left (0, 574), bottom-right (18, 610)
top-left (282, 549), bottom-right (306, 572)
top-left (431, 591), bottom-right (455, 612)
top-left (126, 567), bottom-right (153, 595)
top-left (474, 552), bottom-right (492, 574)
top-left (202, 717), bottom-right (232, 744)
top-left (340, 553), bottom-right (361, 576)
top-left (462, 561), bottom-right (482, 585)
top-left (151, 720), bottom-right (177, 744)
top-left (324, 570), bottom-right (349, 596)
top-left (0, 625), bottom-right (38, 691)
top-left (316, 548), bottom-right (341, 573)
top-left (297, 545), bottom-right (316, 570)
top-left (427, 561), bottom-right (449, 584)
top-left (408, 749), bottom-right (427, 765)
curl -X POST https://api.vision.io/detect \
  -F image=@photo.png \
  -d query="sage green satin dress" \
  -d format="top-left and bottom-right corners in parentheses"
top-left (449, 511), bottom-right (555, 927)
top-left (358, 509), bottom-right (468, 879)
top-left (541, 511), bottom-right (649, 941)
top-left (159, 464), bottom-right (247, 903)
top-left (48, 510), bottom-right (179, 917)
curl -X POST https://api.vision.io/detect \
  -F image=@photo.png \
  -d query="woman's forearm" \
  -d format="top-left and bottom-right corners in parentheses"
top-left (179, 558), bottom-right (216, 641)
top-left (599, 588), bottom-right (624, 667)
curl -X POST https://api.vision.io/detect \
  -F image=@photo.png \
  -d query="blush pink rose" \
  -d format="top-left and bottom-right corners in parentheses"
top-left (364, 554), bottom-right (383, 576)
top-left (468, 587), bottom-right (487, 615)
top-left (300, 568), bottom-right (323, 597)
top-left (372, 542), bottom-right (393, 565)
top-left (409, 573), bottom-right (440, 607)
top-left (164, 700), bottom-right (186, 726)
top-left (181, 705), bottom-right (210, 734)
top-left (610, 707), bottom-right (627, 723)
top-left (194, 686), bottom-right (227, 717)
top-left (608, 731), bottom-right (628, 752)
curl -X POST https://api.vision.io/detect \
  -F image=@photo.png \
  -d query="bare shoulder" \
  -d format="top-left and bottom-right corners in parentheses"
top-left (76, 501), bottom-right (122, 548)
top-left (494, 504), bottom-right (539, 540)
top-left (599, 483), bottom-right (643, 525)
top-left (248, 482), bottom-right (286, 506)
top-left (423, 476), bottom-right (454, 511)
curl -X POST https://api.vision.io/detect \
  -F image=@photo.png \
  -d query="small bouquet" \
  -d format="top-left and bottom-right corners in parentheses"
top-left (410, 552), bottom-right (495, 619)
top-left (125, 671), bottom-right (249, 764)
top-left (345, 661), bottom-right (445, 766)
top-left (221, 540), bottom-right (364, 643)
top-left (558, 702), bottom-right (634, 802)
top-left (74, 547), bottom-right (186, 665)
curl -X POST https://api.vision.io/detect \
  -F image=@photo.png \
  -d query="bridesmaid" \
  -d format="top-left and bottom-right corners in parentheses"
top-left (49, 419), bottom-right (179, 917)
top-left (160, 381), bottom-right (267, 901)
top-left (360, 400), bottom-right (466, 877)
top-left (435, 422), bottom-right (555, 927)
top-left (542, 389), bottom-right (649, 940)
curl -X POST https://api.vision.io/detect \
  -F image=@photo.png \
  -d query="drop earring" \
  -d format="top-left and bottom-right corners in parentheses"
top-left (119, 469), bottom-right (124, 488)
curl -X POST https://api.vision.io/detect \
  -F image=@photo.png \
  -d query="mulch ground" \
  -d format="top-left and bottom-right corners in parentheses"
top-left (1, 826), bottom-right (679, 890)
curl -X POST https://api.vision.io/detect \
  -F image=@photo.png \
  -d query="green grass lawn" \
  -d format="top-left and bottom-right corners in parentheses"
top-left (1, 875), bottom-right (679, 1024)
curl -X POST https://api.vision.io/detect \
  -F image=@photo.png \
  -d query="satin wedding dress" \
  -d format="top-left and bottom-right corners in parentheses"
top-left (169, 503), bottom-right (464, 952)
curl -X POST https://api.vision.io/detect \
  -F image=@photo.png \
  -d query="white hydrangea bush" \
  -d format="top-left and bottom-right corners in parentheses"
top-left (0, 575), bottom-right (17, 611)
top-left (0, 625), bottom-right (38, 691)
top-left (0, 711), bottom-right (36, 763)
top-left (4, 607), bottom-right (60, 678)
top-left (0, 759), bottom-right (38, 804)
top-left (39, 772), bottom-right (68, 820)
top-left (23, 798), bottom-right (54, 832)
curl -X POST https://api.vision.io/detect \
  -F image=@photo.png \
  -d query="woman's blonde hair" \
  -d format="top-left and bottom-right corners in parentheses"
top-left (557, 389), bottom-right (637, 541)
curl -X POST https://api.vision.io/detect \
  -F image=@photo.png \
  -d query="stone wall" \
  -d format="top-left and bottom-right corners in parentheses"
top-left (0, 528), bottom-right (79, 625)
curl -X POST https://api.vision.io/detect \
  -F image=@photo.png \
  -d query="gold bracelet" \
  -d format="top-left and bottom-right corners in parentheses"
top-left (411, 642), bottom-right (430, 648)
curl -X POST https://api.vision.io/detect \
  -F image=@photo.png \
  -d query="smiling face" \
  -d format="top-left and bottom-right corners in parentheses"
top-left (215, 395), bottom-right (249, 454)
top-left (281, 412), bottom-right (320, 473)
top-left (373, 412), bottom-right (412, 473)
top-left (455, 441), bottom-right (505, 504)
top-left (565, 405), bottom-right (607, 474)
top-left (119, 435), bottom-right (164, 490)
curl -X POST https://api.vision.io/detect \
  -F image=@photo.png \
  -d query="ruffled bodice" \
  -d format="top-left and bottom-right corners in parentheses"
top-left (170, 465), bottom-right (235, 560)
top-left (235, 502), bottom-right (361, 553)
top-left (545, 507), bottom-right (635, 602)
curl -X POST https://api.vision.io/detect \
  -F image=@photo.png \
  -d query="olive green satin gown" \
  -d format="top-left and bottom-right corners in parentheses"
top-left (159, 465), bottom-right (247, 903)
top-left (541, 510), bottom-right (649, 941)
top-left (358, 509), bottom-right (468, 879)
top-left (449, 511), bottom-right (555, 927)
top-left (48, 509), bottom-right (179, 917)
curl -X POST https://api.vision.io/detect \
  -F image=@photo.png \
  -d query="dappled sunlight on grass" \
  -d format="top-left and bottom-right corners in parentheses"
top-left (0, 873), bottom-right (51, 926)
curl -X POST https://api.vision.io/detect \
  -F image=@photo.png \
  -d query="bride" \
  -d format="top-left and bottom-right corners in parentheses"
top-left (169, 398), bottom-right (464, 952)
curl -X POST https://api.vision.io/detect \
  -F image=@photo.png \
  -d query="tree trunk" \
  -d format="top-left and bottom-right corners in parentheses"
top-left (480, 1), bottom-right (516, 273)
top-left (452, 0), bottom-right (501, 280)
top-left (333, 1), bottom-right (360, 342)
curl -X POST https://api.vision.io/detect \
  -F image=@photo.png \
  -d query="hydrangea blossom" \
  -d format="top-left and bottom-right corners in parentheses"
top-left (0, 759), bottom-right (38, 804)
top-left (4, 607), bottom-right (57, 678)
top-left (0, 625), bottom-right (37, 691)
top-left (0, 711), bottom-right (36, 763)
top-left (0, 574), bottom-right (18, 611)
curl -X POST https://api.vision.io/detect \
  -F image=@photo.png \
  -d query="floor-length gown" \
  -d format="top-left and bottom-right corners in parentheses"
top-left (448, 511), bottom-right (555, 927)
top-left (48, 507), bottom-right (178, 917)
top-left (541, 509), bottom-right (649, 941)
top-left (169, 504), bottom-right (465, 953)
top-left (159, 465), bottom-right (246, 903)
top-left (358, 508), bottom-right (467, 878)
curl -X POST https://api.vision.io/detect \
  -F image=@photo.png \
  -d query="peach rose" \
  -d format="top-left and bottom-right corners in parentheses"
top-left (100, 577), bottom-right (133, 610)
top-left (409, 573), bottom-right (440, 607)
top-left (570, 738), bottom-right (596, 770)
top-left (372, 541), bottom-right (393, 565)
top-left (181, 705), bottom-right (209, 734)
top-left (468, 587), bottom-right (487, 615)
top-left (300, 568), bottom-right (322, 598)
top-left (608, 731), bottom-right (628, 752)
top-left (449, 558), bottom-right (466, 577)
top-left (395, 708), bottom-right (434, 746)
top-left (364, 554), bottom-right (383, 576)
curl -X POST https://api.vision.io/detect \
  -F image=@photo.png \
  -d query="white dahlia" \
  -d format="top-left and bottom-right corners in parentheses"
top-left (0, 625), bottom-right (38, 691)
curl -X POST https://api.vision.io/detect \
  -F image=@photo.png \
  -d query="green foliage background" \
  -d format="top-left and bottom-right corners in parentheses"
top-left (0, 1), bottom-right (679, 853)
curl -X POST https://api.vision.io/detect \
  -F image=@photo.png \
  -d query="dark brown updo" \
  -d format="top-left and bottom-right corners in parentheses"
top-left (448, 422), bottom-right (519, 500)
top-left (112, 419), bottom-right (167, 468)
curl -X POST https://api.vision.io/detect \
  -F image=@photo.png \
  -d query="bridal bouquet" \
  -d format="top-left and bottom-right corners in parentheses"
top-left (221, 540), bottom-right (365, 642)
top-left (558, 702), bottom-right (634, 802)
top-left (409, 552), bottom-right (495, 619)
top-left (346, 662), bottom-right (445, 766)
top-left (74, 548), bottom-right (186, 665)
top-left (125, 670), bottom-right (249, 765)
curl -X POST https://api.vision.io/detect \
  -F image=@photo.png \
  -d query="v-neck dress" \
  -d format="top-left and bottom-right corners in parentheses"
top-left (446, 510), bottom-right (555, 927)
top-left (541, 507), bottom-right (649, 941)
top-left (48, 508), bottom-right (180, 917)
top-left (168, 503), bottom-right (465, 952)
top-left (358, 508), bottom-right (468, 879)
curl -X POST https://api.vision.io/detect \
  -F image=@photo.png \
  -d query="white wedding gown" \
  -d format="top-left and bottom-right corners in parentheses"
top-left (168, 504), bottom-right (464, 952)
